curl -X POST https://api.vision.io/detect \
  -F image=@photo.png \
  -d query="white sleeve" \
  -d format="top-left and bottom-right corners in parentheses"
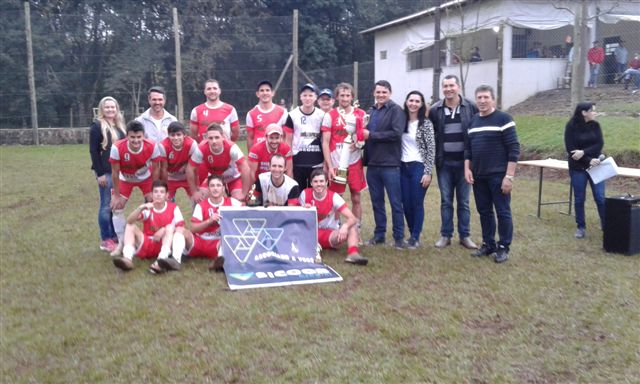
top-left (278, 110), bottom-right (288, 126)
top-left (230, 143), bottom-right (245, 162)
top-left (298, 190), bottom-right (306, 206)
top-left (189, 107), bottom-right (198, 123)
top-left (109, 145), bottom-right (120, 161)
top-left (190, 145), bottom-right (204, 164)
top-left (245, 111), bottom-right (254, 128)
top-left (192, 203), bottom-right (204, 221)
top-left (229, 107), bottom-right (239, 125)
top-left (172, 206), bottom-right (184, 225)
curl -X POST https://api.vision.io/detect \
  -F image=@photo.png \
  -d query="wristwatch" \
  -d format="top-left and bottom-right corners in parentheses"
top-left (505, 175), bottom-right (514, 181)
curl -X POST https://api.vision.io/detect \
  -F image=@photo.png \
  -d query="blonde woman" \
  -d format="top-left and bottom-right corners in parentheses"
top-left (89, 96), bottom-right (126, 252)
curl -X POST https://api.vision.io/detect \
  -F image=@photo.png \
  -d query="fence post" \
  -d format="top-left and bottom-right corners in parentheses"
top-left (24, 2), bottom-right (39, 144)
top-left (353, 61), bottom-right (359, 100)
top-left (173, 8), bottom-right (184, 122)
top-left (292, 9), bottom-right (299, 108)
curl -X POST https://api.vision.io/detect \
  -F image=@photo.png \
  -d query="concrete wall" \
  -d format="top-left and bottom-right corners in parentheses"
top-left (0, 128), bottom-right (90, 145)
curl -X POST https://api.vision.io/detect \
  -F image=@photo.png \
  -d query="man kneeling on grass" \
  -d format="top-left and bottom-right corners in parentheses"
top-left (163, 174), bottom-right (241, 272)
top-left (298, 169), bottom-right (368, 266)
top-left (112, 180), bottom-right (184, 272)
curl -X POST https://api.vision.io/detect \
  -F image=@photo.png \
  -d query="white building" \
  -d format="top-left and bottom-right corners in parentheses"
top-left (361, 0), bottom-right (640, 109)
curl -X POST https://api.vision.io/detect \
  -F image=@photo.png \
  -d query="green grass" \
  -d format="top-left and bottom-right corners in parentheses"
top-left (1, 145), bottom-right (639, 383)
top-left (515, 115), bottom-right (640, 164)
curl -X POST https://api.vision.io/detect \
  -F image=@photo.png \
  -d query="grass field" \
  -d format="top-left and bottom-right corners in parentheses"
top-left (1, 145), bottom-right (639, 383)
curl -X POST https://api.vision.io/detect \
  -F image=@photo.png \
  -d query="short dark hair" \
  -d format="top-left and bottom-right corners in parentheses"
top-left (204, 79), bottom-right (219, 88)
top-left (126, 120), bottom-right (145, 133)
top-left (442, 74), bottom-right (460, 86)
top-left (374, 80), bottom-right (392, 92)
top-left (269, 153), bottom-right (286, 165)
top-left (152, 179), bottom-right (168, 192)
top-left (309, 168), bottom-right (327, 182)
top-left (207, 174), bottom-right (224, 185)
top-left (168, 121), bottom-right (186, 134)
top-left (475, 84), bottom-right (495, 100)
top-left (148, 86), bottom-right (165, 95)
top-left (334, 82), bottom-right (354, 97)
top-left (206, 122), bottom-right (224, 134)
top-left (256, 80), bottom-right (273, 91)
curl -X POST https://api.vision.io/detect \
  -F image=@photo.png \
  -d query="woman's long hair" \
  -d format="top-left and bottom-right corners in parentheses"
top-left (97, 96), bottom-right (126, 150)
top-left (403, 90), bottom-right (428, 133)
top-left (569, 101), bottom-right (595, 127)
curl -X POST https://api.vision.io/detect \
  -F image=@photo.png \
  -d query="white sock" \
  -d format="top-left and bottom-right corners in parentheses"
top-left (172, 233), bottom-right (185, 263)
top-left (158, 245), bottom-right (171, 260)
top-left (112, 210), bottom-right (126, 242)
top-left (122, 245), bottom-right (135, 260)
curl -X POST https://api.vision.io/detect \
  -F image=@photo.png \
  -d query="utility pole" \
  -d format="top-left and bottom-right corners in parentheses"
top-left (353, 61), bottom-right (359, 100)
top-left (24, 2), bottom-right (38, 144)
top-left (432, 0), bottom-right (442, 103)
top-left (292, 10), bottom-right (299, 108)
top-left (173, 8), bottom-right (184, 122)
top-left (571, 1), bottom-right (588, 108)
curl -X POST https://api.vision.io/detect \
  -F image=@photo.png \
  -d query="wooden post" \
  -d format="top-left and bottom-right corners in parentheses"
top-left (571, 0), bottom-right (588, 109)
top-left (24, 2), bottom-right (38, 144)
top-left (69, 107), bottom-right (73, 128)
top-left (353, 61), bottom-right (359, 100)
top-left (432, 1), bottom-right (442, 103)
top-left (292, 9), bottom-right (299, 108)
top-left (497, 24), bottom-right (503, 110)
top-left (173, 8), bottom-right (184, 122)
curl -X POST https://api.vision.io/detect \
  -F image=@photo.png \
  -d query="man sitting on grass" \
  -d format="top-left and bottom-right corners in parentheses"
top-left (298, 169), bottom-right (368, 266)
top-left (112, 180), bottom-right (184, 272)
top-left (161, 174), bottom-right (241, 272)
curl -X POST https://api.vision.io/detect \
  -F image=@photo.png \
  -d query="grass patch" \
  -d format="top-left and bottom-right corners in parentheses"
top-left (1, 145), bottom-right (639, 382)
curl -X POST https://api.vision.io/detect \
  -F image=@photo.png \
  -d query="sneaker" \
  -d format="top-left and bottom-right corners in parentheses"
top-left (345, 253), bottom-right (368, 266)
top-left (460, 237), bottom-right (478, 249)
top-left (407, 238), bottom-right (420, 249)
top-left (148, 261), bottom-right (165, 275)
top-left (394, 239), bottom-right (408, 250)
top-left (110, 242), bottom-right (124, 257)
top-left (365, 237), bottom-right (385, 246)
top-left (157, 257), bottom-right (181, 271)
top-left (113, 257), bottom-right (134, 271)
top-left (574, 228), bottom-right (586, 239)
top-left (494, 246), bottom-right (509, 263)
top-left (434, 236), bottom-right (451, 248)
top-left (208, 256), bottom-right (225, 272)
top-left (99, 239), bottom-right (116, 252)
top-left (471, 243), bottom-right (496, 257)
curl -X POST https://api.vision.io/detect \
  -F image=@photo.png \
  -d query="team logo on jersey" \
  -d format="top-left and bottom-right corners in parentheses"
top-left (203, 109), bottom-right (208, 117)
top-left (124, 153), bottom-right (130, 162)
top-left (169, 152), bottom-right (175, 160)
top-left (208, 155), bottom-right (214, 164)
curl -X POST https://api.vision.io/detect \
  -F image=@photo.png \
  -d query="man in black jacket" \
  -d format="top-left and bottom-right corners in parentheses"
top-left (363, 80), bottom-right (407, 249)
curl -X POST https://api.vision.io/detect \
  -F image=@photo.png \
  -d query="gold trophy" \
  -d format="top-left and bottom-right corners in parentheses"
top-left (245, 183), bottom-right (259, 207)
top-left (334, 109), bottom-right (356, 185)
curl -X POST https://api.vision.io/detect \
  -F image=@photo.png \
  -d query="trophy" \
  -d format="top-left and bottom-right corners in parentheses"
top-left (245, 183), bottom-right (259, 207)
top-left (334, 110), bottom-right (357, 185)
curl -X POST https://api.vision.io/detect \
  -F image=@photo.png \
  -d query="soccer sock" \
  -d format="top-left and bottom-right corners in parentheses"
top-left (112, 210), bottom-right (126, 242)
top-left (347, 246), bottom-right (359, 255)
top-left (122, 245), bottom-right (135, 261)
top-left (172, 232), bottom-right (185, 263)
top-left (158, 245), bottom-right (171, 260)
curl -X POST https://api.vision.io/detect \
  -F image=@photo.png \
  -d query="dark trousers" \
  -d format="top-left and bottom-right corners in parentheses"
top-left (472, 175), bottom-right (513, 251)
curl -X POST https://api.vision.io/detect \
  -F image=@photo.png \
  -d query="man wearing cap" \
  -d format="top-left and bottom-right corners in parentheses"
top-left (317, 88), bottom-right (335, 113)
top-left (284, 83), bottom-right (326, 189)
top-left (245, 80), bottom-right (288, 149)
top-left (321, 82), bottom-right (367, 228)
top-left (248, 123), bottom-right (293, 183)
top-left (189, 79), bottom-right (240, 142)
top-left (136, 86), bottom-right (177, 143)
top-left (587, 41), bottom-right (604, 88)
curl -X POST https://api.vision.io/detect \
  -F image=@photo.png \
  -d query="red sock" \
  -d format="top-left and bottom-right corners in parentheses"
top-left (347, 246), bottom-right (359, 255)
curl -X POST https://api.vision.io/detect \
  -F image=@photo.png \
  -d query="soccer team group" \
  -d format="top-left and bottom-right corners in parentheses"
top-left (90, 76), bottom-right (520, 274)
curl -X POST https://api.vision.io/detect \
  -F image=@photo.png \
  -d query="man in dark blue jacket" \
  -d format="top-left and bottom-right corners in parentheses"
top-left (363, 80), bottom-right (407, 249)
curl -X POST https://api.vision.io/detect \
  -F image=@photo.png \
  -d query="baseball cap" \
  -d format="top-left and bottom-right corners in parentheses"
top-left (300, 83), bottom-right (318, 95)
top-left (318, 88), bottom-right (333, 98)
top-left (265, 123), bottom-right (283, 136)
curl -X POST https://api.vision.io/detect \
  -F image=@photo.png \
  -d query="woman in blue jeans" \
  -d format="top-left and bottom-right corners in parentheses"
top-left (89, 96), bottom-right (126, 252)
top-left (400, 91), bottom-right (435, 248)
top-left (564, 102), bottom-right (605, 239)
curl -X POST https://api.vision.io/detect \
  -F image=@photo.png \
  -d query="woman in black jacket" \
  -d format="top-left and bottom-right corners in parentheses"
top-left (564, 102), bottom-right (605, 239)
top-left (89, 96), bottom-right (126, 252)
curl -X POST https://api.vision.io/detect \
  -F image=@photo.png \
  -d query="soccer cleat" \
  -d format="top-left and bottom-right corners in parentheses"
top-left (471, 243), bottom-right (496, 257)
top-left (157, 257), bottom-right (181, 271)
top-left (113, 257), bottom-right (134, 271)
top-left (208, 256), bottom-right (225, 272)
top-left (345, 253), bottom-right (368, 266)
top-left (148, 261), bottom-right (165, 274)
top-left (434, 236), bottom-right (451, 248)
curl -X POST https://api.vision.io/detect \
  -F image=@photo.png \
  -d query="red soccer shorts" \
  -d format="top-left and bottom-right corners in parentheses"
top-left (329, 160), bottom-right (367, 194)
top-left (186, 237), bottom-right (219, 259)
top-left (114, 178), bottom-right (153, 200)
top-left (136, 236), bottom-right (162, 259)
top-left (318, 228), bottom-right (336, 250)
top-left (168, 180), bottom-right (190, 200)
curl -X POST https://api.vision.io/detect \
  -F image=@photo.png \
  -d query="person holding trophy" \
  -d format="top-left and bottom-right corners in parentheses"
top-left (321, 83), bottom-right (367, 227)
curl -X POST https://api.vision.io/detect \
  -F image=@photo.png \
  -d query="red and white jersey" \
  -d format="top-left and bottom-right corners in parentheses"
top-left (189, 139), bottom-right (245, 183)
top-left (140, 201), bottom-right (185, 236)
top-left (245, 104), bottom-right (287, 145)
top-left (190, 102), bottom-right (239, 142)
top-left (158, 136), bottom-right (198, 181)
top-left (191, 196), bottom-right (241, 241)
top-left (299, 188), bottom-right (346, 230)
top-left (255, 173), bottom-right (300, 207)
top-left (247, 141), bottom-right (293, 181)
top-left (109, 138), bottom-right (161, 183)
top-left (321, 107), bottom-right (366, 167)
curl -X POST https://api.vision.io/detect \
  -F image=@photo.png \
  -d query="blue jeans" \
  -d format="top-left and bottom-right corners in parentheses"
top-left (436, 165), bottom-right (471, 238)
top-left (366, 166), bottom-right (404, 241)
top-left (97, 173), bottom-right (116, 241)
top-left (472, 175), bottom-right (513, 250)
top-left (569, 169), bottom-right (605, 229)
top-left (589, 63), bottom-right (601, 86)
top-left (401, 161), bottom-right (428, 240)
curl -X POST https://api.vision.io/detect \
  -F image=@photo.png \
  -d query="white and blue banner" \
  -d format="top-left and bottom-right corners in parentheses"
top-left (220, 206), bottom-right (343, 290)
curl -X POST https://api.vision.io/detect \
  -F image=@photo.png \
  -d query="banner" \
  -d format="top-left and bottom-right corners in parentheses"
top-left (220, 206), bottom-right (343, 290)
